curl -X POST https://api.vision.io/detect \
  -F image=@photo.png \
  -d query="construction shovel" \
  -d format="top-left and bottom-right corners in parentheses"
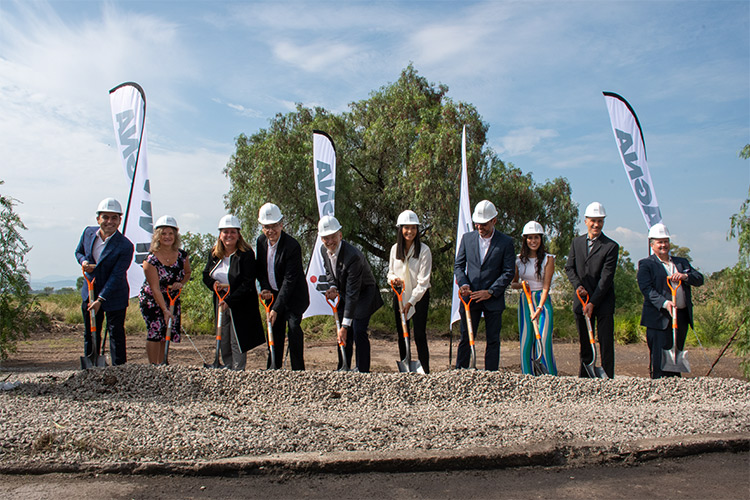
top-left (160, 286), bottom-right (181, 366)
top-left (261, 295), bottom-right (278, 370)
top-left (458, 291), bottom-right (477, 370)
top-left (661, 278), bottom-right (691, 373)
top-left (204, 283), bottom-right (230, 369)
top-left (576, 290), bottom-right (608, 379)
top-left (326, 296), bottom-right (349, 372)
top-left (521, 281), bottom-right (548, 376)
top-left (391, 283), bottom-right (424, 374)
top-left (80, 266), bottom-right (107, 369)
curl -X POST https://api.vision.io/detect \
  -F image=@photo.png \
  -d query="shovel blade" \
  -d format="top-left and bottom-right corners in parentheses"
top-left (396, 360), bottom-right (408, 373)
top-left (661, 349), bottom-right (691, 373)
top-left (94, 355), bottom-right (107, 368)
top-left (80, 356), bottom-right (94, 370)
top-left (409, 361), bottom-right (425, 374)
top-left (582, 361), bottom-right (597, 378)
top-left (594, 366), bottom-right (609, 379)
top-left (532, 358), bottom-right (548, 376)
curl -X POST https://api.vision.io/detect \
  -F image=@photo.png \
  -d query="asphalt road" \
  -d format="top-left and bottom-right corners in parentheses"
top-left (1, 451), bottom-right (747, 499)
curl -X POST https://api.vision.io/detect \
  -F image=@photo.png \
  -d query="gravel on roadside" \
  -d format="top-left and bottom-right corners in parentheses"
top-left (1, 365), bottom-right (748, 467)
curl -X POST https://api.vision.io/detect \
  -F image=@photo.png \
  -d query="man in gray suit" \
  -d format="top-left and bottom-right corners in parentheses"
top-left (454, 200), bottom-right (516, 370)
top-left (565, 202), bottom-right (619, 378)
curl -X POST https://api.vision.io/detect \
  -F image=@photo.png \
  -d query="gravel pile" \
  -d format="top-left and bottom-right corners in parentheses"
top-left (1, 365), bottom-right (748, 466)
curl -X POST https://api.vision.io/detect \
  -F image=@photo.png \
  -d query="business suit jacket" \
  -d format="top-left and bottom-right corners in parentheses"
top-left (203, 249), bottom-right (265, 353)
top-left (565, 233), bottom-right (619, 315)
top-left (256, 231), bottom-right (310, 316)
top-left (321, 240), bottom-right (384, 321)
top-left (454, 230), bottom-right (516, 312)
top-left (75, 226), bottom-right (134, 311)
top-left (637, 254), bottom-right (703, 330)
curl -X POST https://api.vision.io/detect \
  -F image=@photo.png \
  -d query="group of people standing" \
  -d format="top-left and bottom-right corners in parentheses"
top-left (76, 195), bottom-right (703, 379)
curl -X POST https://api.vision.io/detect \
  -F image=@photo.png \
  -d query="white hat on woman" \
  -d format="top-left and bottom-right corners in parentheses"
top-left (218, 214), bottom-right (241, 229)
top-left (396, 210), bottom-right (420, 226)
top-left (522, 221), bottom-right (544, 236)
top-left (155, 215), bottom-right (179, 230)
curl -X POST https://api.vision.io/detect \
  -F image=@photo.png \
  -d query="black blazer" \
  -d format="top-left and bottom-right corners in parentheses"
top-left (637, 254), bottom-right (703, 329)
top-left (565, 233), bottom-right (619, 315)
top-left (321, 240), bottom-right (384, 321)
top-left (203, 248), bottom-right (264, 352)
top-left (256, 231), bottom-right (310, 316)
top-left (454, 230), bottom-right (516, 312)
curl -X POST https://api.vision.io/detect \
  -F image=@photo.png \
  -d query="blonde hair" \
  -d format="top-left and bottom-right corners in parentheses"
top-left (212, 231), bottom-right (251, 259)
top-left (149, 227), bottom-right (181, 253)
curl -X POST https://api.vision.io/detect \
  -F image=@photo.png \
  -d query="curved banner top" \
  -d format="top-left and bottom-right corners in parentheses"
top-left (603, 92), bottom-right (662, 228)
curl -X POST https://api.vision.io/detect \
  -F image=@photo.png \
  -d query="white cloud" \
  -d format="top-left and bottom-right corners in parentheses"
top-left (272, 40), bottom-right (361, 73)
top-left (496, 127), bottom-right (559, 156)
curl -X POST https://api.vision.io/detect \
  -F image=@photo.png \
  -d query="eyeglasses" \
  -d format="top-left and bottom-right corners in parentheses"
top-left (262, 223), bottom-right (281, 231)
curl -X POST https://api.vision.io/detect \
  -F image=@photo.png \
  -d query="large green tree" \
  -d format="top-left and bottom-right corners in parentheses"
top-left (224, 65), bottom-right (578, 296)
top-left (0, 181), bottom-right (44, 359)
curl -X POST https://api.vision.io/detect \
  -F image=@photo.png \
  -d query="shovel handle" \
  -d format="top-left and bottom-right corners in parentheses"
top-left (666, 278), bottom-right (681, 328)
top-left (326, 296), bottom-right (344, 346)
top-left (213, 283), bottom-right (229, 341)
top-left (261, 295), bottom-right (275, 347)
top-left (163, 286), bottom-right (181, 343)
top-left (391, 283), bottom-right (411, 339)
top-left (459, 290), bottom-right (475, 345)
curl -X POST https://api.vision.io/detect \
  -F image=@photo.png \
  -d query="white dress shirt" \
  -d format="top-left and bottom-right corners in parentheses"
top-left (387, 242), bottom-right (432, 320)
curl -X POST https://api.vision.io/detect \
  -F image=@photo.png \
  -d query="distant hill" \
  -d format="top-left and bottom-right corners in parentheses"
top-left (31, 275), bottom-right (78, 291)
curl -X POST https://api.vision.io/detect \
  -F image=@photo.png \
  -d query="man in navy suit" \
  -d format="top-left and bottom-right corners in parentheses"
top-left (454, 200), bottom-right (516, 370)
top-left (257, 203), bottom-right (310, 370)
top-left (637, 223), bottom-right (703, 379)
top-left (565, 201), bottom-right (619, 378)
top-left (319, 215), bottom-right (384, 373)
top-left (75, 198), bottom-right (134, 365)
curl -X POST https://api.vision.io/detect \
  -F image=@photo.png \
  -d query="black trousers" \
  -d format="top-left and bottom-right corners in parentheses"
top-left (81, 300), bottom-right (127, 365)
top-left (393, 290), bottom-right (430, 373)
top-left (456, 304), bottom-right (503, 371)
top-left (337, 316), bottom-right (371, 373)
top-left (647, 308), bottom-right (690, 379)
top-left (266, 309), bottom-right (305, 370)
top-left (575, 311), bottom-right (614, 378)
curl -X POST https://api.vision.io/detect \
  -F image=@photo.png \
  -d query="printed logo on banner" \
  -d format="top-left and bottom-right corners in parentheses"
top-left (615, 129), bottom-right (662, 226)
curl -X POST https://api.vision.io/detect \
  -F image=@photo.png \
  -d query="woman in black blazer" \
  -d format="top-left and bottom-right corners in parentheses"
top-left (203, 215), bottom-right (264, 370)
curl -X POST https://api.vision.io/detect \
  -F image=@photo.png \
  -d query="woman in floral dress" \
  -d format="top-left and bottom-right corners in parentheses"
top-left (139, 216), bottom-right (191, 364)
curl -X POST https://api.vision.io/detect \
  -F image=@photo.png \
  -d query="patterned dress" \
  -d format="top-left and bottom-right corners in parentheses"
top-left (139, 249), bottom-right (187, 342)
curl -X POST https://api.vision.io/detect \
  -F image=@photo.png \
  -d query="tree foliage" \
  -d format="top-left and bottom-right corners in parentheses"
top-left (0, 181), bottom-right (45, 360)
top-left (224, 65), bottom-right (578, 296)
top-left (725, 144), bottom-right (750, 375)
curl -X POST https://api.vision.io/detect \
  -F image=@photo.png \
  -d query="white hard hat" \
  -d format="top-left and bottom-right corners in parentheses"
top-left (472, 200), bottom-right (498, 224)
top-left (96, 197), bottom-right (123, 215)
top-left (522, 221), bottom-right (544, 236)
top-left (218, 214), bottom-right (242, 230)
top-left (258, 203), bottom-right (283, 225)
top-left (584, 202), bottom-right (607, 218)
top-left (318, 215), bottom-right (342, 237)
top-left (154, 215), bottom-right (179, 230)
top-left (648, 223), bottom-right (671, 240)
top-left (396, 210), bottom-right (420, 226)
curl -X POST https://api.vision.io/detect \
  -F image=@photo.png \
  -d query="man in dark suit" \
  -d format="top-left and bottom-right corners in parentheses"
top-left (318, 215), bottom-right (384, 373)
top-left (256, 203), bottom-right (310, 370)
top-left (454, 200), bottom-right (516, 370)
top-left (565, 201), bottom-right (619, 378)
top-left (637, 223), bottom-right (704, 379)
top-left (75, 198), bottom-right (134, 366)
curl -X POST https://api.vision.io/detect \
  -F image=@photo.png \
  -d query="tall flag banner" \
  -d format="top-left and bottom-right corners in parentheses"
top-left (450, 126), bottom-right (473, 326)
top-left (303, 130), bottom-right (336, 318)
top-left (603, 92), bottom-right (662, 228)
top-left (109, 82), bottom-right (153, 298)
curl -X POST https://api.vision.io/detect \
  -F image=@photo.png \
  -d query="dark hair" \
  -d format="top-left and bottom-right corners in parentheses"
top-left (519, 234), bottom-right (547, 279)
top-left (395, 226), bottom-right (421, 261)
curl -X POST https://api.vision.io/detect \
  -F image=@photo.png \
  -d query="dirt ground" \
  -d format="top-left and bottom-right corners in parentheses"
top-left (0, 321), bottom-right (745, 380)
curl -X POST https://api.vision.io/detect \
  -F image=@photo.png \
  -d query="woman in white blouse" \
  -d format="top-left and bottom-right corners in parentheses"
top-left (510, 221), bottom-right (557, 375)
top-left (387, 210), bottom-right (432, 373)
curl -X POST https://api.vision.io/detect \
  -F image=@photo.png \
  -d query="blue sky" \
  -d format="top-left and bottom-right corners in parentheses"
top-left (1, 0), bottom-right (748, 283)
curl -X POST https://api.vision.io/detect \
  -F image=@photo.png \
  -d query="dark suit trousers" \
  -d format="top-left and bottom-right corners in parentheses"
top-left (575, 311), bottom-right (614, 378)
top-left (267, 310), bottom-right (305, 370)
top-left (456, 303), bottom-right (503, 370)
top-left (337, 317), bottom-right (371, 373)
top-left (393, 290), bottom-right (430, 373)
top-left (646, 308), bottom-right (690, 379)
top-left (81, 300), bottom-right (127, 365)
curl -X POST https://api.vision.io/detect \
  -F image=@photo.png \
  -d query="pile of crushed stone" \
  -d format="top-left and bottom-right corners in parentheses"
top-left (1, 365), bottom-right (747, 466)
